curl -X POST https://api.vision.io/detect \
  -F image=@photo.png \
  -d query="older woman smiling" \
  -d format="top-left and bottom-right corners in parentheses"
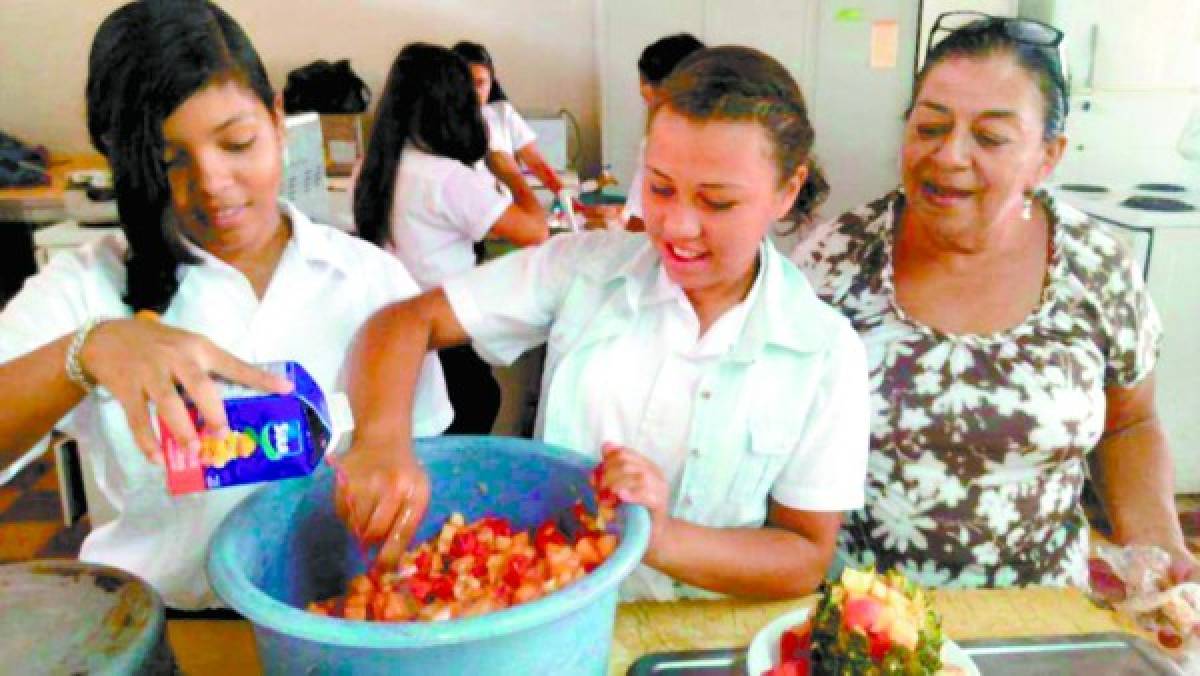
top-left (795, 13), bottom-right (1195, 588)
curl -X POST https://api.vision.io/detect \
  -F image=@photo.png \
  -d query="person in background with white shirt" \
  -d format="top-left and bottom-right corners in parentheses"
top-left (621, 33), bottom-right (706, 233)
top-left (353, 43), bottom-right (548, 435)
top-left (0, 0), bottom-right (451, 610)
top-left (337, 46), bottom-right (869, 601)
top-left (452, 41), bottom-right (565, 198)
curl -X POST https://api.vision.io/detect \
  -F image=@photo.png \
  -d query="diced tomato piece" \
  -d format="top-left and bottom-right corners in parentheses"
top-left (1159, 627), bottom-right (1184, 650)
top-left (868, 629), bottom-right (893, 662)
top-left (842, 596), bottom-right (883, 633)
top-left (431, 575), bottom-right (456, 601)
top-left (407, 575), bottom-right (432, 602)
top-left (471, 558), bottom-right (489, 580)
top-left (450, 531), bottom-right (479, 558)
top-left (534, 521), bottom-right (567, 553)
top-left (779, 620), bottom-right (813, 660)
top-left (504, 554), bottom-right (532, 588)
top-left (414, 550), bottom-right (433, 575)
top-left (482, 516), bottom-right (513, 537)
top-left (763, 656), bottom-right (810, 676)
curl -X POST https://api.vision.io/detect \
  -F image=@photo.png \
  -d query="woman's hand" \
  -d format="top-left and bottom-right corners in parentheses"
top-left (1169, 548), bottom-right (1200, 585)
top-left (598, 442), bottom-right (670, 551)
top-left (80, 318), bottom-right (292, 463)
top-left (329, 438), bottom-right (430, 569)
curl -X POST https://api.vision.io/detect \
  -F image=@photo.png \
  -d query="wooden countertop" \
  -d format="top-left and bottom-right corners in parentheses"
top-left (165, 588), bottom-right (1144, 675)
top-left (0, 153), bottom-right (107, 223)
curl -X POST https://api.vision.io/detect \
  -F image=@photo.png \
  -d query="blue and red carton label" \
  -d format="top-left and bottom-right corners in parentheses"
top-left (160, 361), bottom-right (336, 496)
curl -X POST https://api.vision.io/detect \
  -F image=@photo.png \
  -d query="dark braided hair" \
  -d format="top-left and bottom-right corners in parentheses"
top-left (86, 0), bottom-right (276, 313)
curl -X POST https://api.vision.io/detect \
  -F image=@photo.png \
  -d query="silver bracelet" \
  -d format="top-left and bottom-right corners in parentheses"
top-left (65, 318), bottom-right (100, 391)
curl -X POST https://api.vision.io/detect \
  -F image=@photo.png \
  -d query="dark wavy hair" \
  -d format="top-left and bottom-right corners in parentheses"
top-left (354, 43), bottom-right (489, 248)
top-left (637, 33), bottom-right (705, 86)
top-left (911, 18), bottom-right (1068, 141)
top-left (451, 41), bottom-right (508, 103)
top-left (655, 46), bottom-right (829, 224)
top-left (86, 0), bottom-right (276, 313)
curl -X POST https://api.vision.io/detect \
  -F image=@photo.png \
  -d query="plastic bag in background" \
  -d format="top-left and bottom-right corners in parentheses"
top-left (283, 59), bottom-right (371, 114)
top-left (1089, 543), bottom-right (1200, 668)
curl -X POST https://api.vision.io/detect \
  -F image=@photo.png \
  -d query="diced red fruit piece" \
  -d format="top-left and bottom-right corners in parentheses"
top-left (779, 621), bottom-right (813, 660)
top-left (842, 596), bottom-right (883, 633)
top-left (450, 531), bottom-right (478, 558)
top-left (763, 656), bottom-right (810, 676)
top-left (407, 575), bottom-right (432, 602)
top-left (1087, 557), bottom-right (1128, 602)
top-left (431, 575), bottom-right (456, 601)
top-left (1159, 627), bottom-right (1184, 650)
top-left (868, 629), bottom-right (893, 662)
top-left (414, 550), bottom-right (434, 575)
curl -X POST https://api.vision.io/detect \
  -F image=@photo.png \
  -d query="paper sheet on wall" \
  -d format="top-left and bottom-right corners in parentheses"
top-left (870, 20), bottom-right (899, 69)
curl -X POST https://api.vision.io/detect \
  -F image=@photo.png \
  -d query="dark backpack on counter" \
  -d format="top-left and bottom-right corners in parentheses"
top-left (283, 59), bottom-right (371, 114)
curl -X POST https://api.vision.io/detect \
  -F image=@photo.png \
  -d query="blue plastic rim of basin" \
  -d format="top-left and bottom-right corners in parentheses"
top-left (208, 436), bottom-right (651, 675)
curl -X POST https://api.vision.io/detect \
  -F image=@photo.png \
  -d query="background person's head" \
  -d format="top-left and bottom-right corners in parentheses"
top-left (903, 14), bottom-right (1068, 236)
top-left (354, 43), bottom-right (488, 248)
top-left (643, 46), bottom-right (828, 305)
top-left (451, 41), bottom-right (508, 105)
top-left (637, 33), bottom-right (705, 106)
top-left (87, 0), bottom-right (280, 313)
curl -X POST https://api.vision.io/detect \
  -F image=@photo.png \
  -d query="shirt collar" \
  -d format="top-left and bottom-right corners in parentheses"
top-left (178, 201), bottom-right (350, 273)
top-left (596, 235), bottom-right (832, 359)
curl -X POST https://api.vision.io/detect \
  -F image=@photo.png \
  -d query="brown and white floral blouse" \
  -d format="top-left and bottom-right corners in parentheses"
top-left (794, 190), bottom-right (1162, 588)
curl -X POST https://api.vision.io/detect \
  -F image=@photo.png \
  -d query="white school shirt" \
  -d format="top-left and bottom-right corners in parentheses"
top-left (444, 230), bottom-right (870, 601)
top-left (483, 101), bottom-right (537, 156)
top-left (0, 203), bottom-right (453, 609)
top-left (388, 145), bottom-right (512, 290)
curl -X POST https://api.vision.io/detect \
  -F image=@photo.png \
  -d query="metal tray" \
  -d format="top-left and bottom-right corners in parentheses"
top-left (626, 633), bottom-right (1184, 675)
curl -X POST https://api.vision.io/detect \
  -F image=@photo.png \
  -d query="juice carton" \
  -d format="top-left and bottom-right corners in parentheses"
top-left (159, 361), bottom-right (345, 495)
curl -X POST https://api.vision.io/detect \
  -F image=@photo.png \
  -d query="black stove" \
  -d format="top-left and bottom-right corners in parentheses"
top-left (1120, 196), bottom-right (1197, 212)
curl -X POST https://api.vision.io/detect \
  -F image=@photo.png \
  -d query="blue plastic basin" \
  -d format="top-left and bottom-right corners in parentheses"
top-left (208, 436), bottom-right (650, 675)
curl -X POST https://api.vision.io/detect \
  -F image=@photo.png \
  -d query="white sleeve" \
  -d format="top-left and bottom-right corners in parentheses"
top-left (442, 232), bottom-right (594, 366)
top-left (769, 322), bottom-right (870, 511)
top-left (0, 247), bottom-right (113, 364)
top-left (349, 246), bottom-right (453, 438)
top-left (505, 105), bottom-right (537, 152)
top-left (483, 105), bottom-right (511, 154)
top-left (439, 163), bottom-right (513, 243)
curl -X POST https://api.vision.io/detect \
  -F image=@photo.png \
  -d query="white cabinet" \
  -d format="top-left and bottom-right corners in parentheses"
top-left (1020, 0), bottom-right (1200, 92)
top-left (1145, 226), bottom-right (1200, 493)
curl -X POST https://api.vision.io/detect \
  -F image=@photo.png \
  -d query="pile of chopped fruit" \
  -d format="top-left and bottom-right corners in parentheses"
top-left (766, 567), bottom-right (949, 675)
top-left (308, 466), bottom-right (619, 622)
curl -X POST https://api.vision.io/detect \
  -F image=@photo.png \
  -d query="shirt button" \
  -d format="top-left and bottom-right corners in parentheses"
top-left (699, 390), bottom-right (712, 400)
top-left (683, 496), bottom-right (694, 507)
top-left (689, 448), bottom-right (700, 457)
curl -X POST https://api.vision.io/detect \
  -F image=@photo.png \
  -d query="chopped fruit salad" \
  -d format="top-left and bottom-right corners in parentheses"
top-left (765, 568), bottom-right (953, 676)
top-left (308, 466), bottom-right (619, 622)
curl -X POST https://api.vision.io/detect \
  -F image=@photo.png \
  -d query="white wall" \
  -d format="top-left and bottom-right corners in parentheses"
top-left (0, 0), bottom-right (603, 172)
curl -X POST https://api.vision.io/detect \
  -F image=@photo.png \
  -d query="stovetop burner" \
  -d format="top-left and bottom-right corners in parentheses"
top-left (1058, 183), bottom-right (1109, 194)
top-left (1120, 196), bottom-right (1196, 212)
top-left (1134, 183), bottom-right (1187, 193)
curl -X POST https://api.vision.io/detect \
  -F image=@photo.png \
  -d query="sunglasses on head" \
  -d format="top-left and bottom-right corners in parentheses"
top-left (929, 11), bottom-right (1064, 52)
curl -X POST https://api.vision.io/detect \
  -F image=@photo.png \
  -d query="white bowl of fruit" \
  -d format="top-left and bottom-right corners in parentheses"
top-left (746, 568), bottom-right (978, 675)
